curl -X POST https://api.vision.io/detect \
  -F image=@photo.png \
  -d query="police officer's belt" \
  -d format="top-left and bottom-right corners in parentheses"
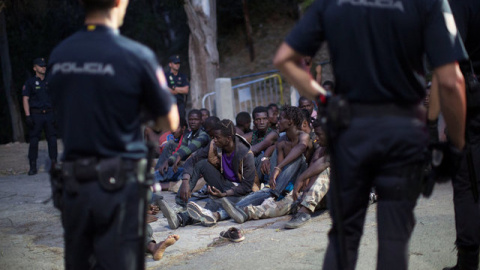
top-left (62, 157), bottom-right (138, 183)
top-left (31, 108), bottom-right (53, 114)
top-left (350, 103), bottom-right (419, 118)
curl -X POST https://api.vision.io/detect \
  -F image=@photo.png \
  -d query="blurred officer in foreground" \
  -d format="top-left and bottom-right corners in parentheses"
top-left (274, 0), bottom-right (467, 269)
top-left (426, 1), bottom-right (480, 269)
top-left (47, 0), bottom-right (179, 269)
top-left (22, 57), bottom-right (58, 175)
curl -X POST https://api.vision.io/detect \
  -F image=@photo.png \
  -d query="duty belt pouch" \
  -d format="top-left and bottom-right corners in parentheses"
top-left (465, 72), bottom-right (480, 109)
top-left (49, 163), bottom-right (64, 210)
top-left (62, 162), bottom-right (79, 195)
top-left (326, 96), bottom-right (351, 137)
top-left (97, 157), bottom-right (127, 191)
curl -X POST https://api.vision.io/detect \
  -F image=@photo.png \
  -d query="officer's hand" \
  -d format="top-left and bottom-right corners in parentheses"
top-left (179, 181), bottom-right (191, 202)
top-left (26, 115), bottom-right (34, 128)
top-left (260, 159), bottom-right (271, 175)
top-left (429, 142), bottom-right (465, 183)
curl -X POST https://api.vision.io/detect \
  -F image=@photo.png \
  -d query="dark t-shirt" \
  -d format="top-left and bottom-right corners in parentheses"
top-left (22, 76), bottom-right (52, 110)
top-left (164, 70), bottom-right (189, 107)
top-left (286, 0), bottom-right (467, 105)
top-left (449, 0), bottom-right (480, 74)
top-left (48, 25), bottom-right (173, 160)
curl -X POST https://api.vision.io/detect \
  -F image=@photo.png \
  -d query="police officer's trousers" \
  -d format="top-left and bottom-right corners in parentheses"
top-left (28, 111), bottom-right (57, 161)
top-left (323, 115), bottom-right (427, 270)
top-left (62, 172), bottom-right (145, 270)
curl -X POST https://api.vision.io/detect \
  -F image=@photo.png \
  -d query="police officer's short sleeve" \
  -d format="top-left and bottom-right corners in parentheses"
top-left (285, 0), bottom-right (325, 57)
top-left (424, 0), bottom-right (468, 68)
top-left (22, 80), bottom-right (32, 97)
top-left (141, 51), bottom-right (174, 117)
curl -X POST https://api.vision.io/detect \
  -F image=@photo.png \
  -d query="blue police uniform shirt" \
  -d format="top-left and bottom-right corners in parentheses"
top-left (285, 0), bottom-right (468, 105)
top-left (48, 25), bottom-right (174, 160)
top-left (449, 0), bottom-right (480, 74)
top-left (22, 75), bottom-right (52, 110)
top-left (164, 70), bottom-right (189, 107)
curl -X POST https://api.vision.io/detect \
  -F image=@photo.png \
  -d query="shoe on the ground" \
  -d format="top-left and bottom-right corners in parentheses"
top-left (158, 200), bottom-right (180, 229)
top-left (192, 185), bottom-right (209, 199)
top-left (220, 227), bottom-right (245, 242)
top-left (219, 197), bottom-right (248, 224)
top-left (187, 201), bottom-right (217, 227)
top-left (285, 212), bottom-right (311, 229)
top-left (442, 266), bottom-right (458, 270)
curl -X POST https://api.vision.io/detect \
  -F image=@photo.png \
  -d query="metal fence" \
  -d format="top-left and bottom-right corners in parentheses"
top-left (202, 72), bottom-right (285, 117)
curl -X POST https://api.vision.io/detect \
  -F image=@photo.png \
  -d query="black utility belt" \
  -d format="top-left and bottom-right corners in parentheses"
top-left (31, 108), bottom-right (52, 114)
top-left (349, 103), bottom-right (420, 118)
top-left (62, 157), bottom-right (139, 191)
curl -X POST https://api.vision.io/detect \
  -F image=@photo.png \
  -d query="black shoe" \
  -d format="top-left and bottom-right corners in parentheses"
top-left (28, 160), bottom-right (37, 175)
top-left (158, 200), bottom-right (180, 229)
top-left (219, 197), bottom-right (248, 224)
top-left (285, 212), bottom-right (311, 229)
top-left (442, 266), bottom-right (458, 270)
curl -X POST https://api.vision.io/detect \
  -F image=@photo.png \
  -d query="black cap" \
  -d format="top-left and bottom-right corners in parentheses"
top-left (169, 55), bottom-right (181, 64)
top-left (33, 58), bottom-right (47, 67)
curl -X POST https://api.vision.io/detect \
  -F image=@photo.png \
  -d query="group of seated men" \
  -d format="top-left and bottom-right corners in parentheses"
top-left (144, 96), bottom-right (337, 231)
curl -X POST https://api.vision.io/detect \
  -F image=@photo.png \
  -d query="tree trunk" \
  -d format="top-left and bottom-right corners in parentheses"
top-left (184, 0), bottom-right (219, 110)
top-left (242, 0), bottom-right (255, 62)
top-left (0, 4), bottom-right (25, 142)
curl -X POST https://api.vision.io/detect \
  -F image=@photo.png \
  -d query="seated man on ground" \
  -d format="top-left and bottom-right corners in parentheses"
top-left (267, 103), bottom-right (280, 130)
top-left (243, 106), bottom-right (279, 185)
top-left (188, 119), bottom-right (329, 229)
top-left (259, 107), bottom-right (315, 184)
top-left (235, 111), bottom-right (252, 135)
top-left (298, 96), bottom-right (317, 121)
top-left (200, 108), bottom-right (210, 129)
top-left (144, 204), bottom-right (180, 261)
top-left (155, 109), bottom-right (210, 190)
top-left (158, 119), bottom-right (256, 229)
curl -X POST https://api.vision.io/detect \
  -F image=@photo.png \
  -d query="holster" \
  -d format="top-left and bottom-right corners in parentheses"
top-left (465, 72), bottom-right (480, 109)
top-left (323, 96), bottom-right (351, 139)
top-left (49, 163), bottom-right (64, 210)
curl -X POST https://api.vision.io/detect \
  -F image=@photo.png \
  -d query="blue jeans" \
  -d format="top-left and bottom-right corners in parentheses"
top-left (236, 155), bottom-right (307, 208)
top-left (154, 167), bottom-right (184, 183)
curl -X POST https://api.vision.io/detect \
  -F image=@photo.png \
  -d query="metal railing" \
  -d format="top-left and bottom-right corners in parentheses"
top-left (231, 74), bottom-right (284, 116)
top-left (202, 73), bottom-right (285, 117)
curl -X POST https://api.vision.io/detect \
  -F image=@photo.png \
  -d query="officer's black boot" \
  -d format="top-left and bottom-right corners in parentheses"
top-left (443, 247), bottom-right (479, 270)
top-left (28, 160), bottom-right (37, 175)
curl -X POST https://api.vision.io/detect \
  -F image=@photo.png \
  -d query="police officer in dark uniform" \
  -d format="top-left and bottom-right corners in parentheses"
top-left (165, 55), bottom-right (189, 119)
top-left (443, 1), bottom-right (480, 269)
top-left (274, 0), bottom-right (467, 269)
top-left (22, 57), bottom-right (58, 175)
top-left (47, 0), bottom-right (179, 269)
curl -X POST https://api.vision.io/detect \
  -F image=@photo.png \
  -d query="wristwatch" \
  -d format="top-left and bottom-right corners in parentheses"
top-left (261, 157), bottom-right (270, 162)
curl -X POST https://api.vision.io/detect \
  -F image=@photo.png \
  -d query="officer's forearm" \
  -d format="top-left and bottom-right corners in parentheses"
top-left (435, 63), bottom-right (466, 149)
top-left (22, 96), bottom-right (30, 116)
top-left (175, 86), bottom-right (189, 95)
top-left (154, 104), bottom-right (179, 133)
top-left (274, 43), bottom-right (326, 100)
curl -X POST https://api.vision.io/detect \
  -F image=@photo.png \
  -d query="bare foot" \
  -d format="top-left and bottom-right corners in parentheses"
top-left (147, 214), bottom-right (158, 224)
top-left (150, 234), bottom-right (180, 261)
